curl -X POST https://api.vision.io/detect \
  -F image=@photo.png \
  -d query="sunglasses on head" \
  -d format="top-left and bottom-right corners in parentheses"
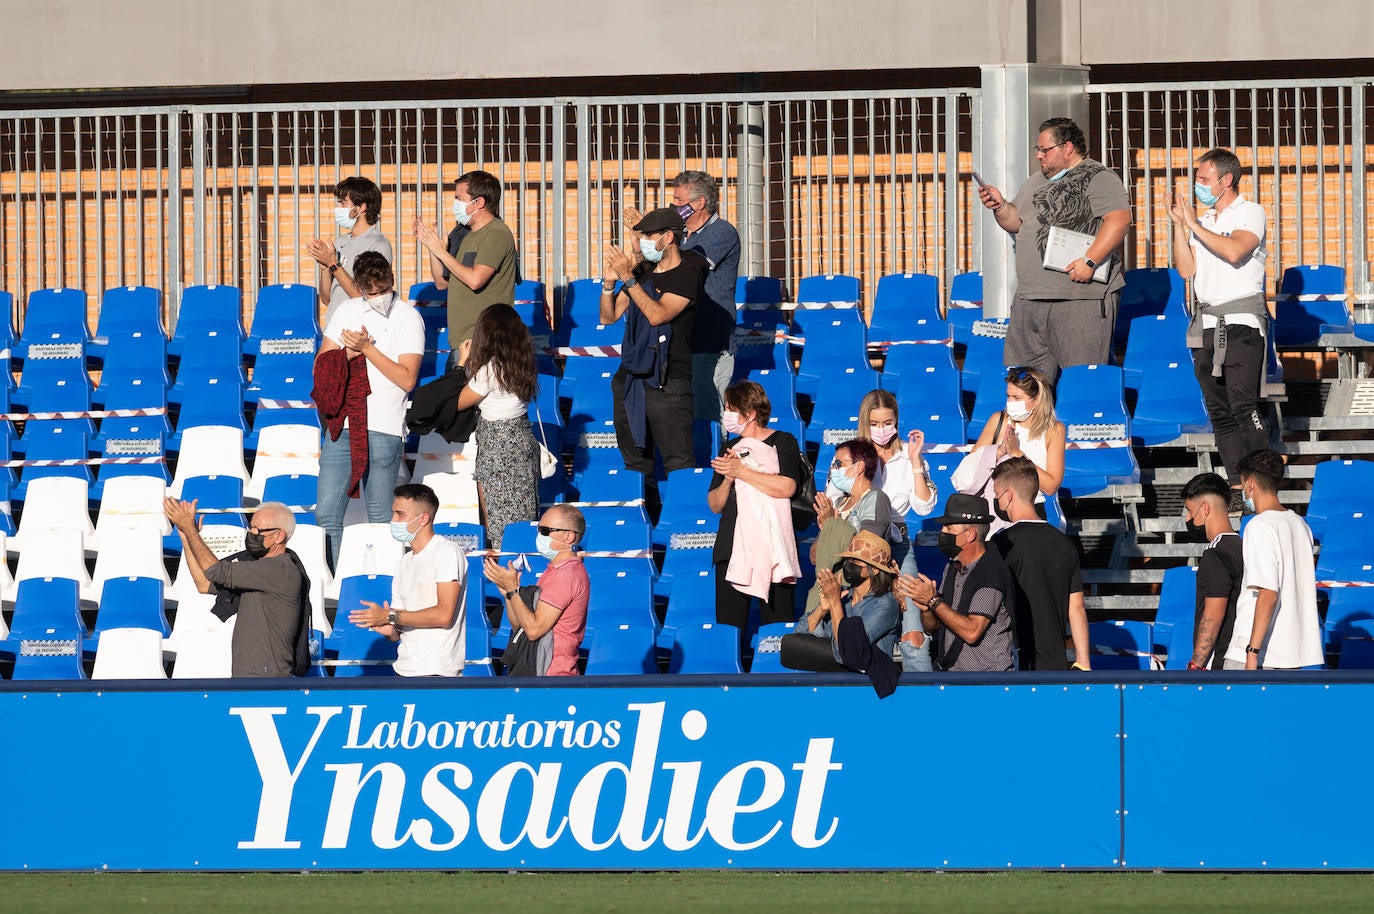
top-left (1006, 365), bottom-right (1035, 383)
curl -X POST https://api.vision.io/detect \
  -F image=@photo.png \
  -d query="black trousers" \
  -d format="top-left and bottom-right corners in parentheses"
top-left (714, 561), bottom-right (797, 630)
top-left (1191, 324), bottom-right (1268, 485)
top-left (610, 370), bottom-right (696, 475)
top-left (780, 631), bottom-right (845, 672)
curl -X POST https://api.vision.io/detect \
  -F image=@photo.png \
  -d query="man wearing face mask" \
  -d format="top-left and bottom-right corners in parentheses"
top-left (1169, 148), bottom-right (1270, 515)
top-left (602, 207), bottom-right (704, 516)
top-left (315, 252), bottom-right (425, 568)
top-left (977, 117), bottom-right (1131, 381)
top-left (625, 171), bottom-right (740, 424)
top-left (348, 484), bottom-right (467, 677)
top-left (306, 176), bottom-right (394, 328)
top-left (415, 170), bottom-right (518, 368)
top-left (483, 505), bottom-right (589, 676)
top-left (989, 458), bottom-right (1090, 671)
top-left (164, 499), bottom-right (311, 678)
top-left (895, 493), bottom-right (1015, 672)
top-left (1180, 472), bottom-right (1243, 671)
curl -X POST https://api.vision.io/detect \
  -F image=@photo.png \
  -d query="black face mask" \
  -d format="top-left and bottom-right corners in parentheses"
top-left (994, 501), bottom-right (1012, 523)
top-left (938, 531), bottom-right (963, 560)
top-left (841, 559), bottom-right (868, 587)
top-left (244, 531), bottom-right (270, 559)
top-left (1184, 517), bottom-right (1209, 543)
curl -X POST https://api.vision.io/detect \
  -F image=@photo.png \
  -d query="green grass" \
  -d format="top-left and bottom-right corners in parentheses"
top-left (4, 872), bottom-right (1374, 914)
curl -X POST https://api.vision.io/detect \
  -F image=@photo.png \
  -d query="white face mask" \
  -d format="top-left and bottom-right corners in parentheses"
top-left (1005, 399), bottom-right (1033, 422)
top-left (334, 205), bottom-right (358, 231)
top-left (365, 291), bottom-right (395, 317)
top-left (452, 198), bottom-right (472, 226)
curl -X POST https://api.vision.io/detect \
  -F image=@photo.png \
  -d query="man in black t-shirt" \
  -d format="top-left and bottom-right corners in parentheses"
top-left (990, 457), bottom-right (1091, 671)
top-left (1181, 472), bottom-right (1243, 669)
top-left (601, 207), bottom-right (702, 506)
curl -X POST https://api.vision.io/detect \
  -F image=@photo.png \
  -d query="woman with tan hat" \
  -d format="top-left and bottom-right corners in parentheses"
top-left (781, 530), bottom-right (901, 672)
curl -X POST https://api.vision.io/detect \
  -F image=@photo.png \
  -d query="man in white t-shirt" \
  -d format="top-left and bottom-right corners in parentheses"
top-left (315, 251), bottom-right (425, 566)
top-left (1169, 148), bottom-right (1270, 514)
top-left (1223, 449), bottom-right (1322, 671)
top-left (348, 483), bottom-right (467, 676)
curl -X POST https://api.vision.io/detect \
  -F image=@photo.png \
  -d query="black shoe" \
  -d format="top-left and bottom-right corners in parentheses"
top-left (1228, 488), bottom-right (1246, 516)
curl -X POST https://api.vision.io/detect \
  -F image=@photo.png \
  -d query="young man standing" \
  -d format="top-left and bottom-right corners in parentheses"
top-left (306, 176), bottom-right (394, 328)
top-left (348, 484), bottom-right (467, 677)
top-left (1170, 148), bottom-right (1270, 513)
top-left (414, 170), bottom-right (518, 365)
top-left (1223, 449), bottom-right (1322, 671)
top-left (1181, 472), bottom-right (1243, 670)
top-left (314, 252), bottom-right (425, 567)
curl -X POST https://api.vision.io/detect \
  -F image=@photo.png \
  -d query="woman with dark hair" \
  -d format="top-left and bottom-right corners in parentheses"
top-left (708, 380), bottom-right (804, 630)
top-left (458, 304), bottom-right (538, 549)
top-left (805, 437), bottom-right (897, 619)
top-left (781, 530), bottom-right (901, 673)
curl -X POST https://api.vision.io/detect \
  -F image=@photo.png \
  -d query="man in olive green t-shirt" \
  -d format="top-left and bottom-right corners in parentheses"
top-left (416, 169), bottom-right (517, 367)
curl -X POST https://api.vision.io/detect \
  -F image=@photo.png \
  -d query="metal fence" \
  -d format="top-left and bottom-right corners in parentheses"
top-left (0, 89), bottom-right (980, 329)
top-left (1087, 77), bottom-right (1372, 298)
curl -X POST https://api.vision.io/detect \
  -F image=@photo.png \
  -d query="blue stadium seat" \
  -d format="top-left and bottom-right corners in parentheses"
top-left (94, 336), bottom-right (169, 404)
top-left (15, 424), bottom-right (90, 493)
top-left (171, 475), bottom-right (246, 551)
top-left (1153, 565), bottom-right (1198, 659)
top-left (570, 446), bottom-right (643, 505)
top-left (1162, 611), bottom-right (1197, 671)
top-left (1337, 636), bottom-right (1374, 670)
top-left (958, 316), bottom-right (1008, 397)
top-left (1089, 619), bottom-right (1154, 671)
top-left (1056, 364), bottom-right (1140, 498)
top-left (170, 330), bottom-right (247, 401)
top-left (90, 286), bottom-right (166, 361)
top-left (1275, 264), bottom-right (1350, 347)
top-left (881, 341), bottom-right (958, 389)
top-left (91, 577), bottom-right (171, 639)
top-left (555, 278), bottom-right (620, 348)
top-left (744, 368), bottom-right (800, 425)
top-left (895, 370), bottom-right (966, 446)
top-left (804, 367), bottom-right (878, 449)
top-left (91, 430), bottom-right (168, 497)
top-left (736, 276), bottom-right (785, 310)
top-left (869, 273), bottom-right (941, 342)
top-left (657, 566), bottom-right (716, 650)
top-left (946, 306), bottom-right (984, 349)
top-left (262, 473), bottom-right (319, 525)
top-left (245, 284), bottom-right (320, 357)
top-left (1130, 358), bottom-right (1210, 446)
top-left (410, 303), bottom-right (450, 384)
top-left (654, 544), bottom-right (715, 602)
top-left (170, 285), bottom-right (244, 358)
top-left (1315, 512), bottom-right (1374, 579)
top-left (528, 373), bottom-right (562, 431)
top-left (669, 623), bottom-right (743, 674)
top-left (326, 574), bottom-right (398, 677)
top-left (20, 288), bottom-right (90, 348)
top-left (170, 377), bottom-right (246, 446)
top-left (407, 282), bottom-right (444, 304)
top-left (1306, 460), bottom-right (1374, 542)
top-left (584, 623), bottom-right (657, 675)
top-left (7, 577), bottom-right (85, 641)
top-left (967, 367), bottom-right (1009, 436)
top-left (1121, 314), bottom-right (1191, 393)
top-left (584, 568), bottom-right (657, 632)
top-left (579, 506), bottom-right (652, 552)
top-left (794, 309), bottom-right (868, 400)
top-left (1115, 267), bottom-right (1186, 347)
top-left (655, 467), bottom-right (715, 547)
top-left (795, 273), bottom-right (860, 308)
top-left (733, 310), bottom-right (791, 375)
top-left (749, 621), bottom-right (798, 673)
top-left (560, 357), bottom-right (619, 453)
top-left (948, 272), bottom-right (982, 308)
top-left (12, 366), bottom-right (95, 457)
top-left (246, 352), bottom-right (314, 401)
top-left (1324, 589), bottom-right (1374, 656)
top-left (11, 642), bottom-right (86, 680)
top-left (0, 290), bottom-right (18, 361)
top-left (14, 354), bottom-right (91, 418)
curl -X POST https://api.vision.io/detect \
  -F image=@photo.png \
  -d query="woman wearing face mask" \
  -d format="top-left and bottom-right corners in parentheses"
top-left (956, 366), bottom-right (1065, 531)
top-left (708, 380), bottom-right (804, 631)
top-left (458, 304), bottom-right (539, 551)
top-left (780, 530), bottom-right (901, 673)
top-left (824, 390), bottom-right (938, 569)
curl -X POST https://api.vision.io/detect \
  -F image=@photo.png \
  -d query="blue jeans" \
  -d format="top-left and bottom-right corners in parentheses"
top-left (317, 428), bottom-right (405, 568)
top-left (897, 539), bottom-right (933, 672)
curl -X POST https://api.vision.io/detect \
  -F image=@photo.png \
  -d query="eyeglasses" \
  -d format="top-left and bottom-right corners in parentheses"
top-left (830, 459), bottom-right (853, 470)
top-left (537, 525), bottom-right (575, 537)
top-left (247, 525), bottom-right (280, 536)
top-left (1034, 141), bottom-right (1068, 156)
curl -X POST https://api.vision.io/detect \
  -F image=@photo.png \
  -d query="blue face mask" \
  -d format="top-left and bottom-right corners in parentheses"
top-left (1047, 168), bottom-right (1069, 182)
top-left (639, 237), bottom-right (665, 263)
top-left (1194, 181), bottom-right (1219, 206)
top-left (829, 466), bottom-right (854, 495)
top-left (334, 205), bottom-right (358, 230)
top-left (390, 518), bottom-right (418, 544)
top-left (535, 533), bottom-right (559, 559)
top-left (1242, 485), bottom-right (1256, 515)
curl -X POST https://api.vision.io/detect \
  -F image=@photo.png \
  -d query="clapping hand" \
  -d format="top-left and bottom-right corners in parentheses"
top-left (814, 491), bottom-right (836, 525)
top-left (305, 238), bottom-right (336, 268)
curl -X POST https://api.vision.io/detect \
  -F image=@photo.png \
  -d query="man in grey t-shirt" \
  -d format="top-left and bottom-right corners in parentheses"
top-left (977, 117), bottom-right (1131, 381)
top-left (165, 499), bottom-right (308, 678)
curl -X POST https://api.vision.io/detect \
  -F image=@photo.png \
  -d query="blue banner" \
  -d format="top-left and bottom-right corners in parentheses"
top-left (0, 679), bottom-right (1123, 870)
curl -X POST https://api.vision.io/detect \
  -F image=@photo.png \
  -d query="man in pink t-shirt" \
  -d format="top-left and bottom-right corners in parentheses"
top-left (484, 505), bottom-right (590, 675)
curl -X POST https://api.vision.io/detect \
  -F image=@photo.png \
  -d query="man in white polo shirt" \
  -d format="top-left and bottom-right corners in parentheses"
top-left (1169, 147), bottom-right (1270, 514)
top-left (348, 483), bottom-right (467, 676)
top-left (315, 251), bottom-right (425, 567)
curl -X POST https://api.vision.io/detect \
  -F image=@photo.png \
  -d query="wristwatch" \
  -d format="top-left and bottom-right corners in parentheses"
top-left (387, 609), bottom-right (399, 628)
top-left (1245, 645), bottom-right (1262, 655)
top-left (621, 276), bottom-right (638, 290)
top-left (328, 263), bottom-right (339, 275)
top-left (504, 589), bottom-right (518, 601)
top-left (1082, 257), bottom-right (1098, 270)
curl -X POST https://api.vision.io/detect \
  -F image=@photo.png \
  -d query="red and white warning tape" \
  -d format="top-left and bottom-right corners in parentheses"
top-left (0, 407), bottom-right (166, 421)
top-left (0, 455), bottom-right (165, 467)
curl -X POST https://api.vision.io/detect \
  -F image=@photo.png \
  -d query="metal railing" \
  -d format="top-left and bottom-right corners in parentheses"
top-left (0, 89), bottom-right (980, 328)
top-left (1087, 77), bottom-right (1372, 297)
